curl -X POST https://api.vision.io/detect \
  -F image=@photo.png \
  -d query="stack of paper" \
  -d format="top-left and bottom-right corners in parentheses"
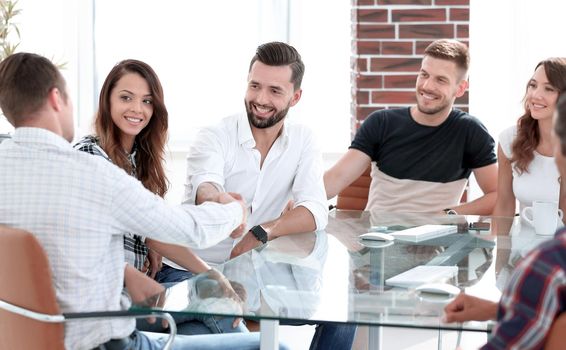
top-left (390, 224), bottom-right (457, 242)
top-left (385, 265), bottom-right (458, 289)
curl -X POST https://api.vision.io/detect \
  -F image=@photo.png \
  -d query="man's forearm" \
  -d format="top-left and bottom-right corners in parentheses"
top-left (261, 206), bottom-right (317, 240)
top-left (453, 191), bottom-right (497, 215)
top-left (195, 182), bottom-right (221, 205)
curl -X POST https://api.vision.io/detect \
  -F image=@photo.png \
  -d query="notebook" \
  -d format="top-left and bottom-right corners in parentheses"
top-left (385, 265), bottom-right (458, 289)
top-left (390, 224), bottom-right (458, 242)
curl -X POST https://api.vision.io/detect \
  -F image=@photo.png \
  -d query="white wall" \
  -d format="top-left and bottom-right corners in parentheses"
top-left (288, 0), bottom-right (351, 154)
top-left (466, 0), bottom-right (566, 200)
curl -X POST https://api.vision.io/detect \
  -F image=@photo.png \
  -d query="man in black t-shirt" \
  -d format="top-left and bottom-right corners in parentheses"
top-left (325, 39), bottom-right (497, 215)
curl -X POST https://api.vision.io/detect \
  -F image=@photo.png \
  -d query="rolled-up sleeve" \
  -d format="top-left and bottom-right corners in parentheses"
top-left (292, 128), bottom-right (329, 231)
top-left (183, 128), bottom-right (227, 204)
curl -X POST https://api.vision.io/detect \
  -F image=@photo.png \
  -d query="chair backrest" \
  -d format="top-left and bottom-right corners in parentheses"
top-left (0, 133), bottom-right (10, 144)
top-left (0, 225), bottom-right (65, 349)
top-left (336, 166), bottom-right (372, 210)
top-left (545, 312), bottom-right (566, 349)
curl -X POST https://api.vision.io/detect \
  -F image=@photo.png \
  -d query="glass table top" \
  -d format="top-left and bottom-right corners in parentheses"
top-left (133, 210), bottom-right (553, 332)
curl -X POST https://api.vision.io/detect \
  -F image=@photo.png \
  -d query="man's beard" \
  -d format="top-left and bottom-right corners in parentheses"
top-left (246, 101), bottom-right (290, 129)
top-left (416, 93), bottom-right (450, 116)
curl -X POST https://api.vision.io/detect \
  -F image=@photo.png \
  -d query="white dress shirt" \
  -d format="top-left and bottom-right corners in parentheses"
top-left (165, 112), bottom-right (328, 266)
top-left (0, 128), bottom-right (243, 350)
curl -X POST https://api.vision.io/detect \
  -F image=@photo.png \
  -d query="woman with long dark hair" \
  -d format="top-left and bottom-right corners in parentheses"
top-left (75, 59), bottom-right (248, 335)
top-left (494, 57), bottom-right (566, 218)
top-left (75, 59), bottom-right (210, 276)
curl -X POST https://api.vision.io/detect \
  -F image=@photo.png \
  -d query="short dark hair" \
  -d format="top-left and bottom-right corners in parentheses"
top-left (249, 41), bottom-right (304, 90)
top-left (555, 92), bottom-right (566, 156)
top-left (0, 52), bottom-right (67, 123)
top-left (424, 39), bottom-right (469, 76)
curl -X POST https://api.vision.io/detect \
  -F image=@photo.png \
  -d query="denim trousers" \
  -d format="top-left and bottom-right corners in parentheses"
top-left (95, 329), bottom-right (273, 350)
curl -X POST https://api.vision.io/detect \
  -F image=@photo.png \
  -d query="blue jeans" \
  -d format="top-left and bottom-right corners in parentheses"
top-left (280, 320), bottom-right (356, 350)
top-left (308, 323), bottom-right (357, 350)
top-left (155, 264), bottom-right (195, 284)
top-left (156, 265), bottom-right (356, 350)
top-left (98, 329), bottom-right (285, 350)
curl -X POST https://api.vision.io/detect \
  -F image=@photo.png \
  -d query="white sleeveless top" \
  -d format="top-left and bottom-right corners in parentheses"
top-left (499, 125), bottom-right (560, 211)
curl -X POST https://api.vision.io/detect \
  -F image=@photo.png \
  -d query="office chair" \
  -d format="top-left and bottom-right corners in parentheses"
top-left (333, 165), bottom-right (372, 210)
top-left (545, 312), bottom-right (566, 349)
top-left (0, 225), bottom-right (176, 350)
top-left (0, 133), bottom-right (10, 144)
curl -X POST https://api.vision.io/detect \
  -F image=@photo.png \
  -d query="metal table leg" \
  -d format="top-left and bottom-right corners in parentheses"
top-left (260, 319), bottom-right (280, 350)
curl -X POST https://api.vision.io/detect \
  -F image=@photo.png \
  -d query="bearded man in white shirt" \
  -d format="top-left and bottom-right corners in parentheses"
top-left (157, 41), bottom-right (356, 350)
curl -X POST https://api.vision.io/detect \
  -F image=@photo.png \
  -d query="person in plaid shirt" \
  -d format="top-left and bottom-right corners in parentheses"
top-left (74, 59), bottom-right (211, 278)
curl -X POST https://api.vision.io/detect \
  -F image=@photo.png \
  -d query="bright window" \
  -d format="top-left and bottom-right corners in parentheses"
top-left (91, 0), bottom-right (351, 153)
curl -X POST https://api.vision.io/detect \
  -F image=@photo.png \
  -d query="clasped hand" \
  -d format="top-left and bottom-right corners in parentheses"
top-left (214, 192), bottom-right (248, 239)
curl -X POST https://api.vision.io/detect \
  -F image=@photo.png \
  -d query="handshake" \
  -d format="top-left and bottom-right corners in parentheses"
top-left (212, 191), bottom-right (248, 239)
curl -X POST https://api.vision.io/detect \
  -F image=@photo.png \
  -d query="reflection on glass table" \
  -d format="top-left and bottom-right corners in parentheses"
top-left (133, 210), bottom-right (555, 350)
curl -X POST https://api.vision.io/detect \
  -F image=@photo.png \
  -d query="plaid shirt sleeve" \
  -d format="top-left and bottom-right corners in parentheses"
top-left (73, 135), bottom-right (112, 161)
top-left (481, 229), bottom-right (566, 350)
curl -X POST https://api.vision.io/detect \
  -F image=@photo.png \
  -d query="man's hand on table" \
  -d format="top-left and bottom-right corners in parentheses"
top-left (230, 231), bottom-right (262, 259)
top-left (443, 293), bottom-right (498, 323)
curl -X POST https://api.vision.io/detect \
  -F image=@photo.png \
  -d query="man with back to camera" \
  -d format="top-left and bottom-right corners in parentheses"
top-left (156, 41), bottom-right (357, 350)
top-left (0, 52), bottom-right (274, 350)
top-left (324, 39), bottom-right (498, 215)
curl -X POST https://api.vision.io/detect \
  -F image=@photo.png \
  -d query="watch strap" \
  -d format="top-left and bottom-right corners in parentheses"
top-left (443, 208), bottom-right (458, 215)
top-left (250, 225), bottom-right (268, 244)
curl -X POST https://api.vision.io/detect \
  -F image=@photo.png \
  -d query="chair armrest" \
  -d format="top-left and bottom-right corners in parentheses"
top-left (64, 311), bottom-right (176, 350)
top-left (0, 298), bottom-right (176, 350)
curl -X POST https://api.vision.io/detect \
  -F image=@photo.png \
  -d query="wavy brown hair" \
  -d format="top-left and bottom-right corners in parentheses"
top-left (555, 92), bottom-right (566, 156)
top-left (511, 57), bottom-right (566, 174)
top-left (95, 59), bottom-right (169, 197)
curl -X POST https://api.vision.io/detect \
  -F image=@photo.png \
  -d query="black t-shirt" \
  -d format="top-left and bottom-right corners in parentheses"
top-left (350, 107), bottom-right (496, 183)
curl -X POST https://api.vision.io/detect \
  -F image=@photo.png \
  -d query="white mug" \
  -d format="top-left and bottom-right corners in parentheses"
top-left (521, 201), bottom-right (564, 236)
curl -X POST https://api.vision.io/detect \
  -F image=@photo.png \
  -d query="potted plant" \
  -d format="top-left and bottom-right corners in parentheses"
top-left (0, 0), bottom-right (20, 62)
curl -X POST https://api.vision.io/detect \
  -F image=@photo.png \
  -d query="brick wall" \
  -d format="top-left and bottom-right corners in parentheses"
top-left (351, 0), bottom-right (470, 139)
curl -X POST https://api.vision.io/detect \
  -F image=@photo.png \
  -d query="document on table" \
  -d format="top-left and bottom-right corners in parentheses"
top-left (389, 224), bottom-right (458, 242)
top-left (385, 265), bottom-right (458, 289)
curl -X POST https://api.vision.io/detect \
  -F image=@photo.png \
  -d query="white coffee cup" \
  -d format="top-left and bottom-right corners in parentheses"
top-left (521, 200), bottom-right (564, 236)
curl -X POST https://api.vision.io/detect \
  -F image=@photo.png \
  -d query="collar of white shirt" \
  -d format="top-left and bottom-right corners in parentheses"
top-left (236, 112), bottom-right (290, 149)
top-left (12, 127), bottom-right (72, 150)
